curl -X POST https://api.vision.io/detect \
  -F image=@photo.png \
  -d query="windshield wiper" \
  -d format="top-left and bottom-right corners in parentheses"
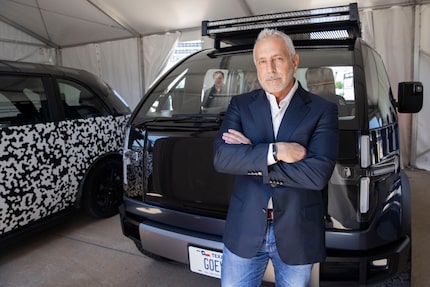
top-left (135, 112), bottom-right (225, 126)
top-left (172, 112), bottom-right (225, 122)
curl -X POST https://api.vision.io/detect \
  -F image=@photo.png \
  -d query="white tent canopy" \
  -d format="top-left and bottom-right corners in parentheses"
top-left (1, 0), bottom-right (429, 170)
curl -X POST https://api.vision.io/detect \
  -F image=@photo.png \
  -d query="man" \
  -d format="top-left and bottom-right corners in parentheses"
top-left (213, 29), bottom-right (338, 287)
top-left (202, 70), bottom-right (227, 109)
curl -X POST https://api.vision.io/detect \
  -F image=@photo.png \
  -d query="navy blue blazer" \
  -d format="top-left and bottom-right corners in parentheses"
top-left (213, 83), bottom-right (338, 265)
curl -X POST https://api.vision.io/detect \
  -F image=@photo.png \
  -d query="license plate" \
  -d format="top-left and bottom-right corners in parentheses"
top-left (188, 246), bottom-right (223, 279)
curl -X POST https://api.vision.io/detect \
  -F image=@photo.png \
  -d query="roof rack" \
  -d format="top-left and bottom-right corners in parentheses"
top-left (202, 3), bottom-right (361, 49)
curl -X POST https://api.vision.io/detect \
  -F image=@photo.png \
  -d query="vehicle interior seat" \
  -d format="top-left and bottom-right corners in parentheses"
top-left (305, 67), bottom-right (349, 116)
top-left (12, 101), bottom-right (42, 126)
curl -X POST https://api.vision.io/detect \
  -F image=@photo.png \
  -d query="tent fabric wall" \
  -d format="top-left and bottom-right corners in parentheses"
top-left (360, 6), bottom-right (415, 167)
top-left (61, 44), bottom-right (100, 75)
top-left (61, 38), bottom-right (141, 109)
top-left (0, 21), bottom-right (55, 64)
top-left (415, 4), bottom-right (430, 170)
top-left (142, 31), bottom-right (181, 92)
top-left (61, 32), bottom-right (181, 109)
top-left (99, 39), bottom-right (142, 109)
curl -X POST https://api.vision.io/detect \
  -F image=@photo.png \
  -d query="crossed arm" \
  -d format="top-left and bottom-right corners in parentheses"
top-left (213, 93), bottom-right (338, 190)
top-left (222, 129), bottom-right (306, 164)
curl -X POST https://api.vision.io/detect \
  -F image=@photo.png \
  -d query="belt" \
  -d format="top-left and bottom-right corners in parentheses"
top-left (267, 209), bottom-right (274, 221)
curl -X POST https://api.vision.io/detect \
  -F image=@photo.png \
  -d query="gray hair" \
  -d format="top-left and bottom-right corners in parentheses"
top-left (253, 29), bottom-right (296, 63)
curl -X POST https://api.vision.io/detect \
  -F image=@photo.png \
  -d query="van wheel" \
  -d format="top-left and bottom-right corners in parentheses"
top-left (369, 268), bottom-right (410, 287)
top-left (368, 251), bottom-right (411, 287)
top-left (83, 157), bottom-right (123, 218)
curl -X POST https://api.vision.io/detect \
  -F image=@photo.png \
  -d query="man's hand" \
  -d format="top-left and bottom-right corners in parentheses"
top-left (222, 129), bottom-right (252, 145)
top-left (222, 129), bottom-right (306, 163)
top-left (275, 142), bottom-right (306, 163)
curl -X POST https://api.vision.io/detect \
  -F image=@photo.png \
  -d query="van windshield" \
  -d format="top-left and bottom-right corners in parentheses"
top-left (136, 49), bottom-right (356, 124)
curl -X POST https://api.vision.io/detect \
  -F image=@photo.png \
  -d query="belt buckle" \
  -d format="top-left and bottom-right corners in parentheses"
top-left (267, 209), bottom-right (274, 221)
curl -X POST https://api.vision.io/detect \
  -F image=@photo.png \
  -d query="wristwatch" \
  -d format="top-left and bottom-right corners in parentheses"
top-left (272, 143), bottom-right (279, 162)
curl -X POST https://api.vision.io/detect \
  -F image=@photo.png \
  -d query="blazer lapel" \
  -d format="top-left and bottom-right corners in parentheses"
top-left (248, 90), bottom-right (275, 141)
top-left (277, 85), bottom-right (311, 141)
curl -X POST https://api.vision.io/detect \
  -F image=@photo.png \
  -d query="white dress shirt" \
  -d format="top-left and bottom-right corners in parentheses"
top-left (266, 80), bottom-right (298, 164)
top-left (266, 80), bottom-right (298, 209)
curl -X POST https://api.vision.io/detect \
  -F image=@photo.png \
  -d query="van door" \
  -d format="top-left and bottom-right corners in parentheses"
top-left (53, 78), bottom-right (120, 203)
top-left (0, 75), bottom-right (68, 235)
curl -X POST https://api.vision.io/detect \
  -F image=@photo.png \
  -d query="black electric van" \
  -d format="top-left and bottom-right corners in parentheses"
top-left (119, 3), bottom-right (423, 286)
top-left (0, 60), bottom-right (130, 242)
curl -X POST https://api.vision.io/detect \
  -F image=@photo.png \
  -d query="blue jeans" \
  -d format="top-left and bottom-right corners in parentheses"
top-left (221, 222), bottom-right (312, 287)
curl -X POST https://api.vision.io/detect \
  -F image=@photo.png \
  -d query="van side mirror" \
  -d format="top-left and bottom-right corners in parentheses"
top-left (397, 82), bottom-right (423, 113)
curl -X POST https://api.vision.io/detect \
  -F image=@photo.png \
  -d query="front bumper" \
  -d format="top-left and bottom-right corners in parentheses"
top-left (322, 236), bottom-right (410, 286)
top-left (119, 204), bottom-right (410, 286)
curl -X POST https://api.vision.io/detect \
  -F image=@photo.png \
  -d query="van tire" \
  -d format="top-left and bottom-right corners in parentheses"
top-left (83, 157), bottom-right (123, 218)
top-left (370, 268), bottom-right (410, 287)
top-left (369, 251), bottom-right (411, 287)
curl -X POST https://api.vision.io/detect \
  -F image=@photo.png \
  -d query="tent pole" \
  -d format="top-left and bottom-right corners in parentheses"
top-left (410, 4), bottom-right (421, 167)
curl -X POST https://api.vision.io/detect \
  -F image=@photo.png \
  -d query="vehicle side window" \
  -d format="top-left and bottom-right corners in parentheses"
top-left (0, 75), bottom-right (48, 127)
top-left (57, 79), bottom-right (110, 120)
top-left (362, 45), bottom-right (397, 128)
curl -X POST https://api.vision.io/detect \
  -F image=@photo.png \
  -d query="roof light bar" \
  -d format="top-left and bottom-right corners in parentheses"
top-left (205, 6), bottom-right (351, 28)
top-left (202, 3), bottom-right (360, 49)
top-left (206, 15), bottom-right (351, 35)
